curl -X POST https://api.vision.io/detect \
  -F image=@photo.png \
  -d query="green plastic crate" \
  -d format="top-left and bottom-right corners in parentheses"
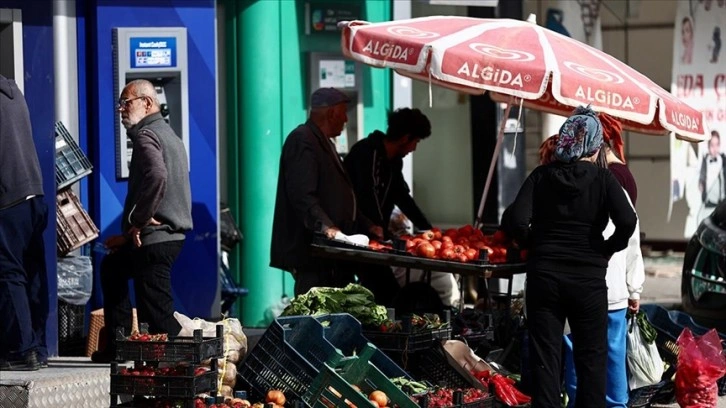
top-left (305, 344), bottom-right (418, 408)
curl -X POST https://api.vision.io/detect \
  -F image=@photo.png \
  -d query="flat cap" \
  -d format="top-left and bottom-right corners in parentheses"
top-left (310, 87), bottom-right (351, 108)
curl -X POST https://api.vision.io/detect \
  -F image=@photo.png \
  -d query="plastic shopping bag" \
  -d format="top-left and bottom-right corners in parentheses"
top-left (57, 255), bottom-right (93, 305)
top-left (626, 312), bottom-right (664, 389)
top-left (675, 328), bottom-right (726, 408)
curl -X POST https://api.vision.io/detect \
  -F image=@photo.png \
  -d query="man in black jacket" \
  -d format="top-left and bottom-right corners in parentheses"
top-left (344, 108), bottom-right (433, 235)
top-left (92, 79), bottom-right (193, 363)
top-left (0, 75), bottom-right (48, 371)
top-left (270, 88), bottom-right (383, 297)
top-left (343, 108), bottom-right (433, 305)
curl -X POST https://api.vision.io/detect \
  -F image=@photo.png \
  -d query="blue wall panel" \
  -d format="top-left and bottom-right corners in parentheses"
top-left (4, 1), bottom-right (58, 356)
top-left (86, 0), bottom-right (219, 319)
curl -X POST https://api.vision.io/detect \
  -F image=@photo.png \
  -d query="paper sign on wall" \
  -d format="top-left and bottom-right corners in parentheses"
top-left (320, 59), bottom-right (355, 88)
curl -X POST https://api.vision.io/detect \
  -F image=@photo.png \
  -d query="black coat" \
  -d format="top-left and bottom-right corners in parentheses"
top-left (270, 120), bottom-right (373, 271)
top-left (344, 131), bottom-right (431, 236)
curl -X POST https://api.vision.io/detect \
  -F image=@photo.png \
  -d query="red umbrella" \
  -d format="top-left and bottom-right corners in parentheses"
top-left (340, 15), bottom-right (708, 223)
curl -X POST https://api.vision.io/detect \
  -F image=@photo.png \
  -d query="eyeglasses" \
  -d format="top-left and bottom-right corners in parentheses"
top-left (117, 96), bottom-right (145, 110)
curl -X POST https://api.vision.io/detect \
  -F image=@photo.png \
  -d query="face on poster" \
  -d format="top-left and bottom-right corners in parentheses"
top-left (672, 0), bottom-right (726, 238)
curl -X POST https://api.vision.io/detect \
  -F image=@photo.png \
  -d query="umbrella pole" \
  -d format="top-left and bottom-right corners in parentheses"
top-left (475, 103), bottom-right (512, 229)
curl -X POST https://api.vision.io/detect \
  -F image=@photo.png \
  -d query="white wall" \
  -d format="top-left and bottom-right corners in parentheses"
top-left (411, 2), bottom-right (474, 227)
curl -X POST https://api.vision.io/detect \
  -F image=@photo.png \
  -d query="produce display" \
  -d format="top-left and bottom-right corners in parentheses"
top-left (370, 225), bottom-right (524, 265)
top-left (412, 388), bottom-right (490, 408)
top-left (472, 370), bottom-right (531, 406)
top-left (280, 283), bottom-right (389, 327)
top-left (378, 314), bottom-right (448, 333)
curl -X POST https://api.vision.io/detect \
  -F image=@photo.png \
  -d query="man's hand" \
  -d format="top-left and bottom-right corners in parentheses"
top-left (104, 235), bottom-right (128, 253)
top-left (128, 217), bottom-right (162, 247)
top-left (628, 298), bottom-right (640, 314)
top-left (324, 227), bottom-right (341, 239)
top-left (368, 225), bottom-right (384, 241)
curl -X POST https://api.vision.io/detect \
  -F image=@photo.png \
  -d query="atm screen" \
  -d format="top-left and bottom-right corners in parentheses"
top-left (129, 37), bottom-right (177, 68)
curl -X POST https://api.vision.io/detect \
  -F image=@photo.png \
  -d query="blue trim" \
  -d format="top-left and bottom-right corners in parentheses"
top-left (4, 0), bottom-right (58, 356)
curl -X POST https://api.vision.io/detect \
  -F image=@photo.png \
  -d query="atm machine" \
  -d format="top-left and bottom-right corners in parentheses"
top-left (308, 52), bottom-right (362, 156)
top-left (112, 27), bottom-right (189, 178)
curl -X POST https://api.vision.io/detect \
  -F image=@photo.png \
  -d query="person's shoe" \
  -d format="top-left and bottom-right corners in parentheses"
top-left (0, 351), bottom-right (41, 371)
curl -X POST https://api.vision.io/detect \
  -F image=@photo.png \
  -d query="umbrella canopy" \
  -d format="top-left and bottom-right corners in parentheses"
top-left (341, 16), bottom-right (707, 142)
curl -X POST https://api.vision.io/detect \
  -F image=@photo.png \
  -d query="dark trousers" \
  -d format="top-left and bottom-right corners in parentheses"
top-left (293, 259), bottom-right (356, 296)
top-left (526, 270), bottom-right (608, 408)
top-left (100, 240), bottom-right (184, 344)
top-left (0, 197), bottom-right (49, 360)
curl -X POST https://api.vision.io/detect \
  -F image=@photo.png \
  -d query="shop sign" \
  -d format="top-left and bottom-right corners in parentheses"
top-left (307, 2), bottom-right (361, 34)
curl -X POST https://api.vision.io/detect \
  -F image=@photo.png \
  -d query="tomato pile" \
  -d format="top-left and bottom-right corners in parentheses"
top-left (118, 365), bottom-right (209, 377)
top-left (371, 225), bottom-right (522, 264)
top-left (413, 387), bottom-right (489, 407)
top-left (128, 332), bottom-right (169, 342)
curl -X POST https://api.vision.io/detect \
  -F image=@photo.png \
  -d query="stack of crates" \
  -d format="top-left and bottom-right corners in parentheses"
top-left (109, 326), bottom-right (223, 407)
top-left (238, 313), bottom-right (413, 406)
top-left (55, 121), bottom-right (97, 355)
top-left (55, 121), bottom-right (97, 256)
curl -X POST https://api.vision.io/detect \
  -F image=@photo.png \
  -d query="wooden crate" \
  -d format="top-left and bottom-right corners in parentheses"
top-left (56, 188), bottom-right (99, 255)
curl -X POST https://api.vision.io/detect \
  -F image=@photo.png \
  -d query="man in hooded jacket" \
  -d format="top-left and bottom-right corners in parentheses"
top-left (0, 74), bottom-right (48, 371)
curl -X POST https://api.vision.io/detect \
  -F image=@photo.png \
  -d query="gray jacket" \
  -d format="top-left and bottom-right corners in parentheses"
top-left (123, 112), bottom-right (192, 245)
top-left (0, 75), bottom-right (43, 209)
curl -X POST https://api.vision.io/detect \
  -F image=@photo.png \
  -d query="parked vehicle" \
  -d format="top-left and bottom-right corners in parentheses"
top-left (681, 201), bottom-right (726, 330)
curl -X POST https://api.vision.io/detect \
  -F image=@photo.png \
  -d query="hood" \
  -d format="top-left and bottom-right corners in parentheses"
top-left (545, 162), bottom-right (599, 197)
top-left (0, 74), bottom-right (16, 99)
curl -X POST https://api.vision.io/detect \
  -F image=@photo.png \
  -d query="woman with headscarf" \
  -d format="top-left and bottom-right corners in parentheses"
top-left (506, 107), bottom-right (637, 408)
top-left (561, 113), bottom-right (645, 408)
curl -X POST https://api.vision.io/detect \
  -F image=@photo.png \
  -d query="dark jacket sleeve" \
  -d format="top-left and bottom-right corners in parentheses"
top-left (506, 170), bottom-right (537, 247)
top-left (128, 129), bottom-right (167, 228)
top-left (603, 171), bottom-right (638, 256)
top-left (283, 134), bottom-right (334, 233)
top-left (393, 173), bottom-right (432, 230)
top-left (344, 141), bottom-right (384, 228)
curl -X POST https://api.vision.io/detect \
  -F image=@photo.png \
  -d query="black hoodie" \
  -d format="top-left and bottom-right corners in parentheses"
top-left (507, 161), bottom-right (636, 277)
top-left (344, 130), bottom-right (432, 236)
top-left (0, 75), bottom-right (44, 209)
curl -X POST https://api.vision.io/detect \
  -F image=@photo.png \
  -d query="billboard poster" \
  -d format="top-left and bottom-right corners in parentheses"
top-left (672, 0), bottom-right (726, 238)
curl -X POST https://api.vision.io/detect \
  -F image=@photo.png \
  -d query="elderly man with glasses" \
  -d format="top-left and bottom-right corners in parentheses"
top-left (91, 79), bottom-right (193, 363)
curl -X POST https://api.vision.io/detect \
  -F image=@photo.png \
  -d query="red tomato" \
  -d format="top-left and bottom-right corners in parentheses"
top-left (492, 230), bottom-right (508, 244)
top-left (431, 227), bottom-right (443, 240)
top-left (417, 242), bottom-right (436, 258)
top-left (431, 240), bottom-right (442, 250)
top-left (441, 248), bottom-right (456, 260)
top-left (453, 244), bottom-right (466, 254)
top-left (443, 228), bottom-right (459, 238)
top-left (465, 248), bottom-right (478, 261)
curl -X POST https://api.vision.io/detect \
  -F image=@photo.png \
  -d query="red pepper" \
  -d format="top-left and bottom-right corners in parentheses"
top-left (491, 374), bottom-right (521, 406)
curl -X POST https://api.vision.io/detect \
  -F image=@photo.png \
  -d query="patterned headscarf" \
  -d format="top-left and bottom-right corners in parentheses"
top-left (554, 106), bottom-right (603, 163)
top-left (539, 134), bottom-right (559, 165)
top-left (599, 112), bottom-right (626, 163)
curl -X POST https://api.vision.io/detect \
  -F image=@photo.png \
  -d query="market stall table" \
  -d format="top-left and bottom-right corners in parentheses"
top-left (310, 237), bottom-right (525, 311)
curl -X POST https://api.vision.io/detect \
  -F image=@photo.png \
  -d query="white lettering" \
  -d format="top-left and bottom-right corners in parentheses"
top-left (575, 86), bottom-right (635, 110)
top-left (456, 62), bottom-right (524, 88)
top-left (138, 41), bottom-right (168, 48)
top-left (670, 111), bottom-right (700, 131)
top-left (362, 40), bottom-right (409, 61)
